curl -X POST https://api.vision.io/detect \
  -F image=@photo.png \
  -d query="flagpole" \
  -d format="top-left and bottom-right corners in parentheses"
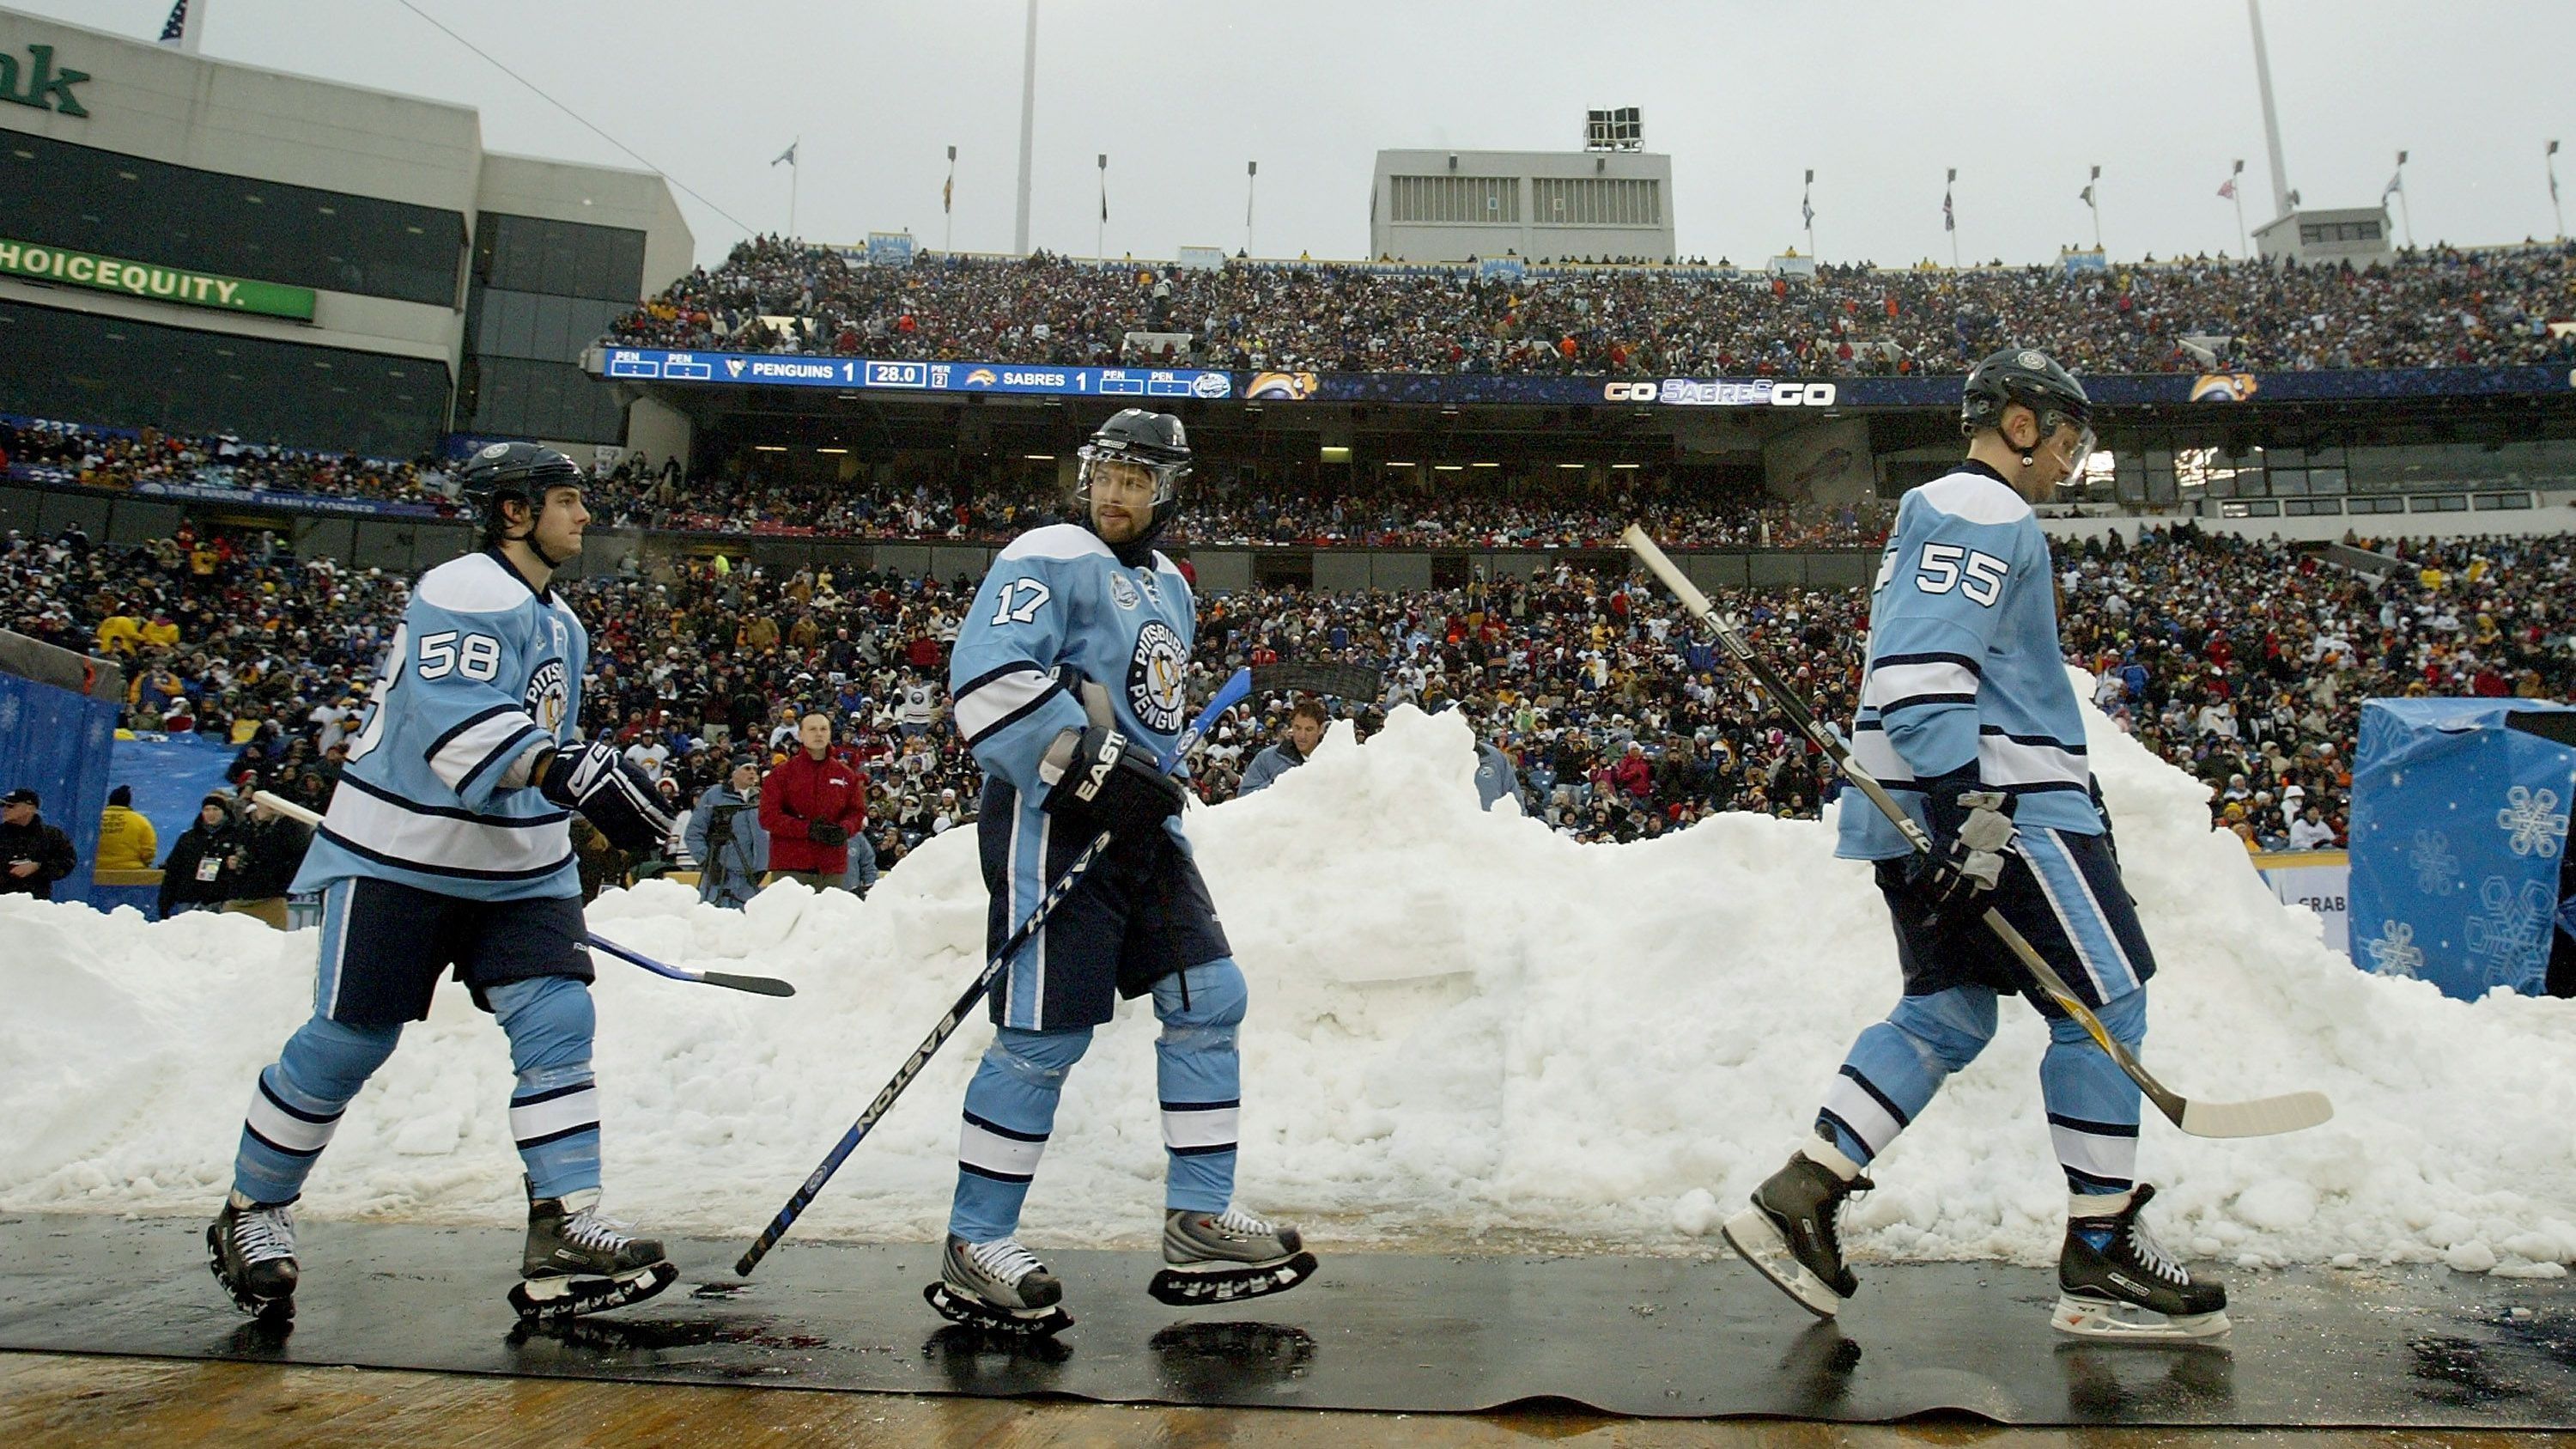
top-left (1097, 153), bottom-right (1108, 265)
top-left (2551, 140), bottom-right (2565, 244)
top-left (1246, 160), bottom-right (1258, 257)
top-left (2391, 149), bottom-right (2412, 248)
top-left (944, 144), bottom-right (957, 254)
top-left (2230, 159), bottom-right (2247, 257)
top-left (1946, 167), bottom-right (1959, 269)
top-left (1803, 168), bottom-right (1815, 259)
top-left (788, 137), bottom-right (799, 239)
top-left (2088, 165), bottom-right (2103, 253)
top-left (1012, 0), bottom-right (1037, 255)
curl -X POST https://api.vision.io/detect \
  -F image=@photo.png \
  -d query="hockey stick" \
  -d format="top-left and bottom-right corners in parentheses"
top-left (250, 790), bottom-right (797, 999)
top-left (732, 668), bottom-right (1257, 1276)
top-left (1619, 527), bottom-right (2331, 1140)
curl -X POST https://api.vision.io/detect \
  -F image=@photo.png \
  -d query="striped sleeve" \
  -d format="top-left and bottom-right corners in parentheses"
top-left (949, 558), bottom-right (1090, 795)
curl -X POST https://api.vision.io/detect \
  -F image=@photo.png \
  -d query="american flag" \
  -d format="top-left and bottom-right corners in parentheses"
top-left (158, 0), bottom-right (193, 47)
top-left (2217, 176), bottom-right (2237, 201)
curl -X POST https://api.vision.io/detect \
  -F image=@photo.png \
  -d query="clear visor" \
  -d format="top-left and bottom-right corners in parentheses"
top-left (1076, 447), bottom-right (1182, 507)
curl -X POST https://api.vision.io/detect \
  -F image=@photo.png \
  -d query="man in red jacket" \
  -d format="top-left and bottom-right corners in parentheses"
top-left (759, 713), bottom-right (867, 888)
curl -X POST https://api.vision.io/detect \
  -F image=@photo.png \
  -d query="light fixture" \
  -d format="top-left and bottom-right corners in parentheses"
top-left (817, 447), bottom-right (848, 454)
top-left (1472, 461), bottom-right (1500, 469)
top-left (1610, 462), bottom-right (1640, 469)
top-left (753, 445), bottom-right (787, 453)
top-left (1433, 464), bottom-right (1465, 472)
top-left (1319, 446), bottom-right (1352, 463)
top-left (1558, 462), bottom-right (1588, 471)
top-left (1386, 461), bottom-right (1417, 468)
top-left (1022, 454), bottom-right (1056, 461)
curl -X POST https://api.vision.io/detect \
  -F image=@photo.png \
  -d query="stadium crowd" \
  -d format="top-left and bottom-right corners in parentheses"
top-left (606, 236), bottom-right (2576, 378)
top-left (12, 503), bottom-right (2574, 876)
top-left (3, 417), bottom-right (1883, 552)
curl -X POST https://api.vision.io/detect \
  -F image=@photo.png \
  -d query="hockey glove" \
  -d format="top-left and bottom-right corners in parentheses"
top-left (538, 740), bottom-right (677, 855)
top-left (806, 819), bottom-right (849, 847)
top-left (1041, 725), bottom-right (1184, 843)
top-left (2088, 774), bottom-right (2119, 861)
top-left (1903, 773), bottom-right (2017, 928)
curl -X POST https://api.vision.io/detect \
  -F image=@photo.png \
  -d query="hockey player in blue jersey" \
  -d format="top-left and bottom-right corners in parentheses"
top-left (1723, 350), bottom-right (2228, 1340)
top-left (929, 409), bottom-right (1314, 1334)
top-left (206, 443), bottom-right (681, 1324)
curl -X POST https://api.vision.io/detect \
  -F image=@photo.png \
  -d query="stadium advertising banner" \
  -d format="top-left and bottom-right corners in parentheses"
top-left (595, 347), bottom-right (1236, 400)
top-left (0, 239), bottom-right (317, 320)
top-left (1242, 365), bottom-right (2576, 410)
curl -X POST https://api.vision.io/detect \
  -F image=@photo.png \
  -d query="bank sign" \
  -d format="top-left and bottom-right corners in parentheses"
top-left (0, 239), bottom-right (317, 320)
top-left (597, 346), bottom-right (1234, 400)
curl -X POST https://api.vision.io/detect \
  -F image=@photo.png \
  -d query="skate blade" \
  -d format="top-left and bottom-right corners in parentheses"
top-left (1147, 1250), bottom-right (1318, 1306)
top-left (924, 1280), bottom-right (1074, 1336)
top-left (510, 1260), bottom-right (677, 1321)
top-left (205, 1223), bottom-right (296, 1322)
top-left (2050, 1293), bottom-right (2232, 1341)
top-left (1722, 1208), bottom-right (1844, 1319)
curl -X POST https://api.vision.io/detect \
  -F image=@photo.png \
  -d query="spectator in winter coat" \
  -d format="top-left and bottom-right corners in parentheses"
top-left (1, 787), bottom-right (78, 899)
top-left (759, 713), bottom-right (867, 888)
top-left (686, 758), bottom-right (769, 909)
top-left (156, 795), bottom-right (240, 918)
top-left (841, 825), bottom-right (879, 897)
top-left (224, 797), bottom-right (312, 928)
top-left (1237, 697), bottom-right (1328, 795)
top-left (94, 784), bottom-right (158, 872)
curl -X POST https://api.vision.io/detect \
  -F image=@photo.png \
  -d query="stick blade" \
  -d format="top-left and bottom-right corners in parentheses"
top-left (2177, 1090), bottom-right (2333, 1139)
top-left (700, 971), bottom-right (797, 998)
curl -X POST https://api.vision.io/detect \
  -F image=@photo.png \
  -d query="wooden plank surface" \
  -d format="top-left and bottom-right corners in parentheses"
top-left (0, 1350), bottom-right (2555, 1448)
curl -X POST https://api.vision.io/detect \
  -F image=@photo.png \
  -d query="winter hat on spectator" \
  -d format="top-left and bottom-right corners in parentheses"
top-left (3, 788), bottom-right (37, 807)
top-left (107, 785), bottom-right (132, 807)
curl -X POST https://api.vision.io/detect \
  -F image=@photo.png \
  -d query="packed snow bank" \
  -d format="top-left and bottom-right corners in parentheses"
top-left (9, 679), bottom-right (2576, 1276)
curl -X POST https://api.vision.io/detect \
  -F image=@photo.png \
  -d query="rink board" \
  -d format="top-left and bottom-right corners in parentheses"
top-left (2, 1213), bottom-right (2572, 1427)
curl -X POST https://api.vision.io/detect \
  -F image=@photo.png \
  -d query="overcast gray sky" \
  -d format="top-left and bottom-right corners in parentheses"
top-left (37, 0), bottom-right (2576, 269)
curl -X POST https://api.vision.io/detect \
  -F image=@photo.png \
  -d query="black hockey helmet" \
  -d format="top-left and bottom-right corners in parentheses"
top-left (1960, 347), bottom-right (2092, 443)
top-left (1074, 408), bottom-right (1191, 549)
top-left (453, 441), bottom-right (584, 547)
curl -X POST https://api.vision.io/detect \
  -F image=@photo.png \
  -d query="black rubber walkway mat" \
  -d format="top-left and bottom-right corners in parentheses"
top-left (3, 1213), bottom-right (2571, 1424)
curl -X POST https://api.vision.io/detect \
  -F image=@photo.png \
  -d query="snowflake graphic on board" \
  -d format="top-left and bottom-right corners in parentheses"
top-left (2496, 786), bottom-right (2567, 860)
top-left (0, 693), bottom-right (19, 734)
top-left (2464, 874), bottom-right (2557, 990)
top-left (2407, 830), bottom-right (2460, 895)
top-left (2361, 920), bottom-right (2425, 978)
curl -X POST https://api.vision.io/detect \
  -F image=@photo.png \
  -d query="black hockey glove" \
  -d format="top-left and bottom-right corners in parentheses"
top-left (1903, 771), bottom-right (2017, 928)
top-left (1042, 725), bottom-right (1184, 843)
top-left (538, 740), bottom-right (676, 855)
top-left (806, 819), bottom-right (849, 847)
top-left (2087, 774), bottom-right (2118, 861)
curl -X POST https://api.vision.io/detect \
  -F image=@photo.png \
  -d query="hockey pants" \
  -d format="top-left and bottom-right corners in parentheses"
top-left (948, 957), bottom-right (1246, 1244)
top-left (232, 976), bottom-right (603, 1205)
top-left (1814, 983), bottom-right (2146, 1198)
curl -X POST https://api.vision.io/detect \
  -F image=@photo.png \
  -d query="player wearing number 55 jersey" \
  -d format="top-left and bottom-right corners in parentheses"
top-left (207, 444), bottom-right (683, 1325)
top-left (1725, 350), bottom-right (2228, 1341)
top-left (929, 410), bottom-right (1311, 1336)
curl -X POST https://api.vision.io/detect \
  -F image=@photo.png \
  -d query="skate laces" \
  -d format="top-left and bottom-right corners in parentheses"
top-left (1212, 1207), bottom-right (1274, 1238)
top-left (231, 1204), bottom-right (295, 1263)
top-left (966, 1238), bottom-right (1044, 1283)
top-left (2124, 1217), bottom-right (2190, 1286)
top-left (561, 1204), bottom-right (638, 1253)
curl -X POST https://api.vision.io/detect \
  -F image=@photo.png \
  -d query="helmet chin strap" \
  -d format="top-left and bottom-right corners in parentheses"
top-left (503, 500), bottom-right (576, 569)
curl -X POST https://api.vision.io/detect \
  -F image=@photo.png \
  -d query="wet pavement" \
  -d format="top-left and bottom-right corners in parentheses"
top-left (3, 1212), bottom-right (2570, 1425)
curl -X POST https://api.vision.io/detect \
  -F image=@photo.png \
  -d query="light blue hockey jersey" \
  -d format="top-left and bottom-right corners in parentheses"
top-left (950, 523), bottom-right (1195, 846)
top-left (1837, 464), bottom-right (2100, 861)
top-left (295, 550), bottom-right (589, 899)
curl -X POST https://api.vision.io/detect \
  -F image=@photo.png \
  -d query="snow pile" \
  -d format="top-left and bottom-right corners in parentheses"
top-left (9, 679), bottom-right (2576, 1277)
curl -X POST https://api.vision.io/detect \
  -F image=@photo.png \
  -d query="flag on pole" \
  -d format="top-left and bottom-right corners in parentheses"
top-left (1099, 154), bottom-right (1109, 223)
top-left (773, 143), bottom-right (797, 167)
top-left (1943, 167), bottom-right (1956, 232)
top-left (1801, 168), bottom-right (1814, 231)
top-left (2383, 170), bottom-right (2403, 199)
top-left (944, 176), bottom-right (953, 213)
top-left (2217, 176), bottom-right (2237, 200)
top-left (158, 0), bottom-right (202, 52)
top-left (2081, 184), bottom-right (2095, 209)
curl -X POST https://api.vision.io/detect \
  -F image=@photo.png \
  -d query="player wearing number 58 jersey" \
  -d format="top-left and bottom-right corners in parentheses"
top-left (206, 443), bottom-right (683, 1327)
top-left (1726, 350), bottom-right (2229, 1342)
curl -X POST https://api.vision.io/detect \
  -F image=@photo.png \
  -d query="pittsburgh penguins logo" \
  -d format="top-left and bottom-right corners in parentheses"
top-left (1126, 621), bottom-right (1188, 735)
top-left (523, 659), bottom-right (569, 733)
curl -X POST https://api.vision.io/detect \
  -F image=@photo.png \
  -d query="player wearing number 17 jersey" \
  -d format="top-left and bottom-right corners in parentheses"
top-left (927, 410), bottom-right (1312, 1336)
top-left (1723, 350), bottom-right (2229, 1341)
top-left (205, 443), bottom-right (682, 1325)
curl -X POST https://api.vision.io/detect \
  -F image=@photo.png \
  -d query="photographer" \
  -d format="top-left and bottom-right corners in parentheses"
top-left (686, 756), bottom-right (769, 909)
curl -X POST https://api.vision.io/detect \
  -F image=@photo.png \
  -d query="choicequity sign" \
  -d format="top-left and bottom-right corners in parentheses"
top-left (0, 240), bottom-right (317, 320)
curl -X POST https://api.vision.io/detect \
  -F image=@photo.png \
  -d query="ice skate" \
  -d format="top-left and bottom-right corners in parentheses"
top-left (1724, 1148), bottom-right (1873, 1318)
top-left (925, 1234), bottom-right (1074, 1336)
top-left (507, 1182), bottom-right (676, 1321)
top-left (1148, 1206), bottom-right (1318, 1306)
top-left (2050, 1184), bottom-right (2230, 1340)
top-left (206, 1190), bottom-right (299, 1321)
